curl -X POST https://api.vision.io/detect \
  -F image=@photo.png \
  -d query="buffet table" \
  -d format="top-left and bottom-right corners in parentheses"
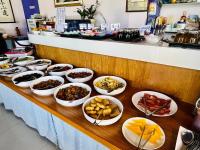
top-left (0, 34), bottom-right (199, 150)
top-left (0, 82), bottom-right (107, 150)
top-left (0, 75), bottom-right (195, 150)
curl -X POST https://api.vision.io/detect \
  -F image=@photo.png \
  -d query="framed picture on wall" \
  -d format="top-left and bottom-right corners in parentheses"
top-left (54, 0), bottom-right (83, 7)
top-left (0, 0), bottom-right (15, 23)
top-left (126, 0), bottom-right (148, 12)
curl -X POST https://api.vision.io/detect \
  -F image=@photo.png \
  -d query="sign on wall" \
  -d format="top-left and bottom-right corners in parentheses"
top-left (0, 0), bottom-right (15, 23)
top-left (126, 0), bottom-right (148, 12)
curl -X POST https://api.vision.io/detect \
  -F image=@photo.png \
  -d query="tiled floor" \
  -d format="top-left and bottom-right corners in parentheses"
top-left (0, 104), bottom-right (57, 150)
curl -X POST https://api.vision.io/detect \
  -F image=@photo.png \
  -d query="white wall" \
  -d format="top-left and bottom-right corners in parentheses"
top-left (38, 0), bottom-right (200, 28)
top-left (1, 0), bottom-right (199, 36)
top-left (0, 0), bottom-right (27, 35)
top-left (38, 0), bottom-right (129, 27)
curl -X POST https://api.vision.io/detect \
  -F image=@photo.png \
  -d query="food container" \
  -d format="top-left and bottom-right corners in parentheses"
top-left (132, 91), bottom-right (178, 117)
top-left (12, 71), bottom-right (44, 88)
top-left (54, 83), bottom-right (92, 107)
top-left (0, 57), bottom-right (9, 65)
top-left (65, 68), bottom-right (94, 83)
top-left (30, 76), bottom-right (64, 96)
top-left (47, 64), bottom-right (73, 76)
top-left (14, 56), bottom-right (35, 66)
top-left (0, 63), bottom-right (13, 71)
top-left (82, 95), bottom-right (123, 126)
top-left (26, 59), bottom-right (52, 71)
top-left (122, 117), bottom-right (165, 149)
top-left (93, 76), bottom-right (127, 96)
top-left (112, 28), bottom-right (142, 42)
top-left (0, 66), bottom-right (27, 79)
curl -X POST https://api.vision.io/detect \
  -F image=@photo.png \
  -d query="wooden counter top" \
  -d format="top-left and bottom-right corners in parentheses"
top-left (0, 78), bottom-right (194, 150)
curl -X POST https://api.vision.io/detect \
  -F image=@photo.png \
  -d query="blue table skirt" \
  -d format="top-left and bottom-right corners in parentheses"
top-left (0, 83), bottom-right (108, 150)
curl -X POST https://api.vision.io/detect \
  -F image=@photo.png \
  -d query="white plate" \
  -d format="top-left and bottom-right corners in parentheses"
top-left (54, 83), bottom-right (91, 107)
top-left (14, 56), bottom-right (35, 66)
top-left (30, 76), bottom-right (64, 96)
top-left (82, 95), bottom-right (123, 126)
top-left (65, 68), bottom-right (94, 83)
top-left (0, 66), bottom-right (27, 78)
top-left (122, 117), bottom-right (165, 150)
top-left (132, 91), bottom-right (178, 117)
top-left (175, 126), bottom-right (190, 150)
top-left (93, 76), bottom-right (127, 96)
top-left (0, 57), bottom-right (9, 65)
top-left (26, 59), bottom-right (52, 71)
top-left (47, 64), bottom-right (73, 76)
top-left (12, 71), bottom-right (44, 88)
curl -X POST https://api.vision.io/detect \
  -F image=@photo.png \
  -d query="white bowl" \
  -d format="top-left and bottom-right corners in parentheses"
top-left (26, 59), bottom-right (52, 71)
top-left (14, 56), bottom-right (35, 66)
top-left (82, 95), bottom-right (123, 126)
top-left (93, 76), bottom-right (127, 96)
top-left (47, 64), bottom-right (73, 76)
top-left (65, 68), bottom-right (94, 83)
top-left (0, 66), bottom-right (27, 78)
top-left (12, 71), bottom-right (44, 88)
top-left (54, 83), bottom-right (92, 107)
top-left (30, 76), bottom-right (64, 96)
top-left (145, 34), bottom-right (161, 44)
top-left (0, 63), bottom-right (13, 71)
top-left (0, 57), bottom-right (9, 65)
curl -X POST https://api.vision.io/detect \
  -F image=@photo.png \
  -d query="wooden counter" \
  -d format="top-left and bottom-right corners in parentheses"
top-left (0, 78), bottom-right (194, 150)
top-left (35, 45), bottom-right (200, 104)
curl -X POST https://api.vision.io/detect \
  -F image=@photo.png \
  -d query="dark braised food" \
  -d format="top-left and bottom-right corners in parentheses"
top-left (33, 80), bottom-right (62, 90)
top-left (56, 85), bottom-right (89, 101)
top-left (14, 73), bottom-right (42, 83)
top-left (68, 72), bottom-right (92, 79)
top-left (138, 93), bottom-right (171, 115)
top-left (49, 66), bottom-right (71, 72)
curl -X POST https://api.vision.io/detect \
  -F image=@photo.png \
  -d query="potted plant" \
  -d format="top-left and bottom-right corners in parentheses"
top-left (76, 0), bottom-right (100, 23)
top-left (77, 7), bottom-right (88, 20)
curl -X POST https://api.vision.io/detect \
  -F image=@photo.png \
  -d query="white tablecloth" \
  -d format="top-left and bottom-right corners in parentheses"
top-left (0, 83), bottom-right (107, 150)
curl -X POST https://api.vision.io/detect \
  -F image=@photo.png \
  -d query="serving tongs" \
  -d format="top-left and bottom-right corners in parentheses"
top-left (93, 113), bottom-right (103, 126)
top-left (0, 68), bottom-right (20, 75)
top-left (143, 98), bottom-right (170, 117)
top-left (136, 124), bottom-right (156, 150)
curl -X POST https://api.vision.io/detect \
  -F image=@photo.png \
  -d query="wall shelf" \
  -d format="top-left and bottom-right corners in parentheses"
top-left (163, 2), bottom-right (200, 5)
